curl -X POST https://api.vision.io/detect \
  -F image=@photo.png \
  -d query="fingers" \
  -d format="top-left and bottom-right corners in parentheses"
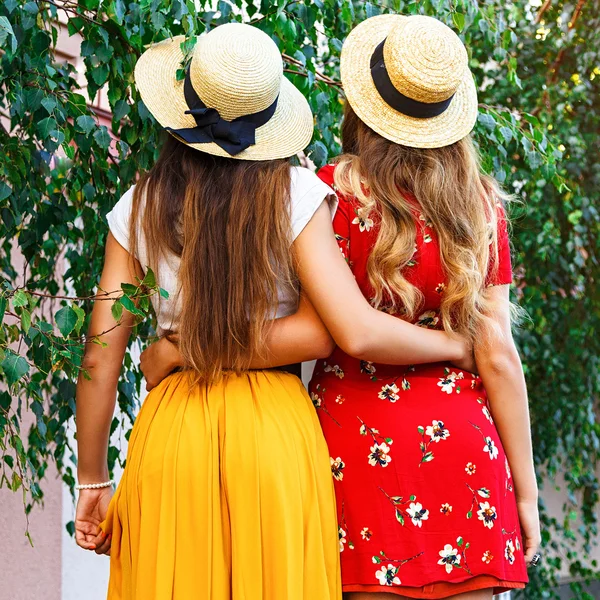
top-left (524, 539), bottom-right (541, 565)
top-left (95, 533), bottom-right (112, 555)
top-left (75, 528), bottom-right (97, 551)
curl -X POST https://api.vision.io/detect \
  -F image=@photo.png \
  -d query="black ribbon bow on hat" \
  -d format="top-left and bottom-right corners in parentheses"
top-left (370, 38), bottom-right (454, 119)
top-left (166, 68), bottom-right (279, 156)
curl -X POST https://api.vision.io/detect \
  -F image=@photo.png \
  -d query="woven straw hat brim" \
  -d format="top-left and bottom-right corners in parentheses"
top-left (134, 35), bottom-right (314, 161)
top-left (341, 15), bottom-right (478, 149)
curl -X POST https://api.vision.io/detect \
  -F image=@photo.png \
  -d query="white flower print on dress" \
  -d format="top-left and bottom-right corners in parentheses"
top-left (416, 310), bottom-right (439, 329)
top-left (435, 282), bottom-right (445, 294)
top-left (482, 405), bottom-right (494, 423)
top-left (360, 424), bottom-right (378, 436)
top-left (407, 244), bottom-right (418, 267)
top-left (440, 503), bottom-right (453, 516)
top-left (338, 526), bottom-right (347, 552)
top-left (375, 564), bottom-right (401, 586)
top-left (438, 544), bottom-right (461, 573)
top-left (360, 360), bottom-right (376, 375)
top-left (505, 539), bottom-right (516, 564)
top-left (482, 550), bottom-right (494, 564)
top-left (406, 502), bottom-right (429, 527)
top-left (477, 502), bottom-right (498, 529)
top-left (465, 462), bottom-right (477, 475)
top-left (330, 457), bottom-right (345, 481)
top-left (335, 394), bottom-right (345, 404)
top-left (483, 437), bottom-right (499, 460)
top-left (423, 232), bottom-right (433, 243)
top-left (310, 391), bottom-right (322, 408)
top-left (426, 420), bottom-right (450, 442)
top-left (437, 369), bottom-right (464, 394)
top-left (368, 442), bottom-right (392, 467)
top-left (378, 383), bottom-right (400, 403)
top-left (324, 363), bottom-right (344, 379)
top-left (361, 527), bottom-right (372, 540)
top-left (352, 207), bottom-right (374, 232)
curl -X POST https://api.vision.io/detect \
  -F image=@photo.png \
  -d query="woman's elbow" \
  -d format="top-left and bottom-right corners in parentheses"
top-left (313, 330), bottom-right (336, 360)
top-left (335, 332), bottom-right (371, 361)
top-left (477, 344), bottom-right (521, 376)
top-left (80, 346), bottom-right (119, 380)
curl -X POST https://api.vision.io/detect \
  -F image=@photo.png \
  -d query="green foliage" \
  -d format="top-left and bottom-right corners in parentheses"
top-left (0, 1), bottom-right (598, 596)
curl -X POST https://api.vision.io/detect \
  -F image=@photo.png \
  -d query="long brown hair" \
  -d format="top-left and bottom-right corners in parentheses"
top-left (129, 135), bottom-right (294, 383)
top-left (336, 104), bottom-right (509, 342)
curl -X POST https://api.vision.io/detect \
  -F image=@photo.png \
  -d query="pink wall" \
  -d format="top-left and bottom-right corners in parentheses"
top-left (0, 419), bottom-right (62, 600)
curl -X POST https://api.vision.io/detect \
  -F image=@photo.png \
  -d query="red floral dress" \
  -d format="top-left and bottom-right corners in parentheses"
top-left (309, 165), bottom-right (528, 598)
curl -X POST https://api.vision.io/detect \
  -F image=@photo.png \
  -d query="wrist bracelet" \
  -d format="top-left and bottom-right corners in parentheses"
top-left (75, 480), bottom-right (114, 490)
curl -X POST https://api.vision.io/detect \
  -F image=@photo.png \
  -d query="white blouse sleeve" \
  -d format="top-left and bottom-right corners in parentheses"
top-left (289, 167), bottom-right (338, 240)
top-left (106, 186), bottom-right (136, 253)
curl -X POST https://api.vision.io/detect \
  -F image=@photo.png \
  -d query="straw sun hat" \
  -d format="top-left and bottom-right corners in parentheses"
top-left (134, 23), bottom-right (314, 160)
top-left (341, 14), bottom-right (478, 149)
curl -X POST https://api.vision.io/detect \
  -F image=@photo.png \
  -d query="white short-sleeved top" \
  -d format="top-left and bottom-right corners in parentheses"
top-left (107, 166), bottom-right (336, 334)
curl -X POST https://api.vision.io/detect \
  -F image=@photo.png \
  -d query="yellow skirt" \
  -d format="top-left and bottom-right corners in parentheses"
top-left (101, 370), bottom-right (341, 600)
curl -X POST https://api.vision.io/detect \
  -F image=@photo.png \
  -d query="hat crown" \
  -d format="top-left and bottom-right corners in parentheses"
top-left (189, 23), bottom-right (282, 121)
top-left (384, 15), bottom-right (468, 104)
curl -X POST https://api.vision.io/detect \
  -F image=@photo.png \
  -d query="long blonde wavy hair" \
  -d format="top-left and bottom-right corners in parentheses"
top-left (335, 104), bottom-right (511, 342)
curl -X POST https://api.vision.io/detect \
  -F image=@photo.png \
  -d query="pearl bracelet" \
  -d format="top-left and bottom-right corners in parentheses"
top-left (75, 480), bottom-right (114, 490)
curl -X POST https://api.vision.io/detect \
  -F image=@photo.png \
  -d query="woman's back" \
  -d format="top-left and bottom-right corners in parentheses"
top-left (106, 164), bottom-right (335, 335)
top-left (312, 163), bottom-right (512, 378)
top-left (309, 162), bottom-right (527, 592)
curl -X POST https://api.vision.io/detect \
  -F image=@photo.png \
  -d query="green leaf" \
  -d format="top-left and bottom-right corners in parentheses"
top-left (38, 117), bottom-right (57, 139)
top-left (93, 126), bottom-right (112, 149)
top-left (452, 12), bottom-right (465, 32)
top-left (499, 126), bottom-right (513, 144)
top-left (21, 309), bottom-right (32, 335)
top-left (457, 536), bottom-right (464, 546)
top-left (72, 304), bottom-right (86, 335)
top-left (113, 100), bottom-right (130, 121)
top-left (478, 113), bottom-right (496, 132)
top-left (12, 290), bottom-right (28, 308)
top-left (41, 96), bottom-right (57, 114)
top-left (76, 115), bottom-right (96, 135)
top-left (0, 296), bottom-right (6, 322)
top-left (91, 64), bottom-right (110, 86)
top-left (0, 16), bottom-right (18, 53)
top-left (111, 300), bottom-right (124, 322)
top-left (23, 2), bottom-right (39, 14)
top-left (0, 181), bottom-right (12, 201)
top-left (1, 352), bottom-right (29, 386)
top-left (141, 268), bottom-right (156, 288)
top-left (308, 141), bottom-right (328, 167)
top-left (395, 509), bottom-right (405, 525)
top-left (55, 306), bottom-right (78, 337)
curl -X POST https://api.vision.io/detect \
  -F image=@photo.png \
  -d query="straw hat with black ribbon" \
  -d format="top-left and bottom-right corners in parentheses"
top-left (134, 23), bottom-right (314, 161)
top-left (340, 14), bottom-right (479, 149)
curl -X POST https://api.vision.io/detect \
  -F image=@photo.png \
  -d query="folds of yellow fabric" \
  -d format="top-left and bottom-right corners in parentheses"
top-left (101, 370), bottom-right (341, 600)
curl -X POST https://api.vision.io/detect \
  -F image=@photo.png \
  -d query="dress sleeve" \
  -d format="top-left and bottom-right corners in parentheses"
top-left (486, 203), bottom-right (513, 286)
top-left (290, 167), bottom-right (338, 240)
top-left (106, 186), bottom-right (136, 253)
top-left (318, 165), bottom-right (351, 261)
